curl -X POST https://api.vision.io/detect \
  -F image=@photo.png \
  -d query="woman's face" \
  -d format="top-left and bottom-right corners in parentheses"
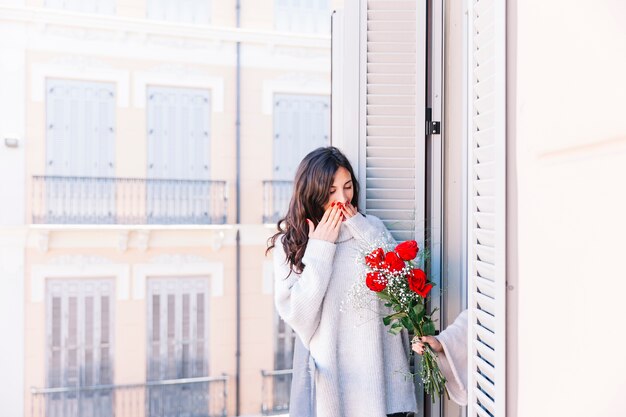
top-left (323, 166), bottom-right (354, 211)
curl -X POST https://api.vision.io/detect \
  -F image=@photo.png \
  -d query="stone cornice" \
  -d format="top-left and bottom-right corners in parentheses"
top-left (0, 5), bottom-right (331, 49)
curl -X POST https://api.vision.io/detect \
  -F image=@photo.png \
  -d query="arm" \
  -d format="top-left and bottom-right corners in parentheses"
top-left (273, 237), bottom-right (337, 348)
top-left (412, 310), bottom-right (468, 406)
top-left (434, 310), bottom-right (469, 406)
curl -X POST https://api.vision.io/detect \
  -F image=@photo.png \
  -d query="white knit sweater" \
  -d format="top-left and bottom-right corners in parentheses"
top-left (273, 213), bottom-right (417, 417)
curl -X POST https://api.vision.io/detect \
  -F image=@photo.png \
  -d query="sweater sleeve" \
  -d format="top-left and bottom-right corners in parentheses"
top-left (343, 213), bottom-right (395, 247)
top-left (434, 309), bottom-right (468, 406)
top-left (273, 237), bottom-right (337, 349)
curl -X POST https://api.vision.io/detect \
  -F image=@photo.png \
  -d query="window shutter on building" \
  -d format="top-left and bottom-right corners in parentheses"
top-left (275, 0), bottom-right (331, 34)
top-left (467, 0), bottom-right (506, 415)
top-left (147, 0), bottom-right (211, 24)
top-left (45, 0), bottom-right (116, 14)
top-left (273, 94), bottom-right (330, 181)
top-left (147, 86), bottom-right (211, 181)
top-left (46, 79), bottom-right (116, 178)
top-left (362, 0), bottom-right (426, 243)
top-left (46, 278), bottom-right (114, 388)
top-left (147, 0), bottom-right (211, 25)
top-left (147, 277), bottom-right (210, 381)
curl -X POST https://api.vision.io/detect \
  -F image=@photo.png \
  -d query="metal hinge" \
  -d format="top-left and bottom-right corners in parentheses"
top-left (426, 108), bottom-right (441, 135)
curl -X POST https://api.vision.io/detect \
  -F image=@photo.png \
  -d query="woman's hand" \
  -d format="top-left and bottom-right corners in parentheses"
top-left (340, 200), bottom-right (358, 220)
top-left (307, 205), bottom-right (343, 243)
top-left (412, 336), bottom-right (443, 355)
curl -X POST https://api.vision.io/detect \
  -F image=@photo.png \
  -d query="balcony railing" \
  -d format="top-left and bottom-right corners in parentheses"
top-left (260, 369), bottom-right (292, 416)
top-left (262, 180), bottom-right (293, 224)
top-left (32, 176), bottom-right (228, 225)
top-left (30, 375), bottom-right (228, 417)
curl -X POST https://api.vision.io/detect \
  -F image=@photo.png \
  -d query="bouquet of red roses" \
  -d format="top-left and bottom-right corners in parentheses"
top-left (363, 240), bottom-right (448, 402)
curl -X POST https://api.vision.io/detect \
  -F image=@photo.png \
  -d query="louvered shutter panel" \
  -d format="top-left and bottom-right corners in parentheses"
top-left (147, 277), bottom-right (210, 380)
top-left (147, 0), bottom-right (210, 24)
top-left (146, 0), bottom-right (164, 20)
top-left (275, 0), bottom-right (330, 33)
top-left (467, 0), bottom-right (506, 416)
top-left (273, 94), bottom-right (330, 181)
top-left (273, 96), bottom-right (287, 179)
top-left (96, 0), bottom-right (116, 14)
top-left (46, 79), bottom-right (115, 178)
top-left (46, 278), bottom-right (114, 388)
top-left (362, 0), bottom-right (426, 243)
top-left (147, 87), bottom-right (211, 181)
top-left (46, 81), bottom-right (69, 177)
top-left (275, 0), bottom-right (290, 32)
top-left (45, 0), bottom-right (115, 14)
top-left (310, 96), bottom-right (331, 151)
top-left (192, 92), bottom-right (212, 181)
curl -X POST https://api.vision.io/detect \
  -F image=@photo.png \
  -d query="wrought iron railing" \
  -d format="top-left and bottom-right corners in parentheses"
top-left (262, 180), bottom-right (293, 224)
top-left (260, 369), bottom-right (292, 416)
top-left (30, 375), bottom-right (228, 417)
top-left (32, 176), bottom-right (228, 225)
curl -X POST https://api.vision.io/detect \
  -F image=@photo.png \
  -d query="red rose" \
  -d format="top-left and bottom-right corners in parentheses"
top-left (407, 268), bottom-right (433, 298)
top-left (366, 272), bottom-right (387, 292)
top-left (365, 248), bottom-right (385, 269)
top-left (384, 251), bottom-right (405, 272)
top-left (395, 240), bottom-right (419, 261)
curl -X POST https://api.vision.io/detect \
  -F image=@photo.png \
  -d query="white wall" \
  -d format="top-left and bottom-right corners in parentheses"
top-left (0, 22), bottom-right (26, 226)
top-left (509, 1), bottom-right (626, 416)
top-left (0, 20), bottom-right (26, 417)
top-left (0, 232), bottom-right (25, 417)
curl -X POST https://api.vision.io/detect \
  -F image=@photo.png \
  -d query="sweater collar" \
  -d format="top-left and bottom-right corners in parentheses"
top-left (336, 222), bottom-right (354, 243)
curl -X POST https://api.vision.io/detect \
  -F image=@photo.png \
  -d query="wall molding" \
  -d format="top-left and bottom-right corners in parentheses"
top-left (262, 74), bottom-right (330, 115)
top-left (1, 5), bottom-right (330, 48)
top-left (31, 258), bottom-right (131, 302)
top-left (31, 57), bottom-right (130, 106)
top-left (132, 257), bottom-right (224, 300)
top-left (133, 66), bottom-right (224, 111)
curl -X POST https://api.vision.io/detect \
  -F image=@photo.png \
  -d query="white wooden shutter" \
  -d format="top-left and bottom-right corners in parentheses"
top-left (46, 279), bottom-right (114, 388)
top-left (273, 94), bottom-right (330, 181)
top-left (147, 0), bottom-right (211, 24)
top-left (147, 86), bottom-right (211, 181)
top-left (147, 277), bottom-right (210, 380)
top-left (467, 0), bottom-right (506, 415)
top-left (46, 79), bottom-right (116, 178)
top-left (45, 0), bottom-right (116, 15)
top-left (275, 0), bottom-right (330, 34)
top-left (361, 0), bottom-right (427, 243)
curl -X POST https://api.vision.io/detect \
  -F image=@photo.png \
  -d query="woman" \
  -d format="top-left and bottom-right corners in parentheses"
top-left (267, 147), bottom-right (417, 417)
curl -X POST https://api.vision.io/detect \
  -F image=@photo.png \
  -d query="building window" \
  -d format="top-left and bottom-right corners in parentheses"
top-left (275, 0), bottom-right (331, 34)
top-left (146, 277), bottom-right (210, 415)
top-left (147, 0), bottom-right (211, 25)
top-left (45, 0), bottom-right (116, 15)
top-left (273, 94), bottom-right (330, 181)
top-left (46, 279), bottom-right (114, 414)
top-left (275, 313), bottom-right (295, 370)
top-left (46, 79), bottom-right (116, 178)
top-left (43, 79), bottom-right (116, 223)
top-left (272, 313), bottom-right (295, 410)
top-left (146, 86), bottom-right (213, 223)
top-left (146, 86), bottom-right (211, 181)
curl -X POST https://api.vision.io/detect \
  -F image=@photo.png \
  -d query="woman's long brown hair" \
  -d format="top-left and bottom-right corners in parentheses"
top-left (266, 146), bottom-right (360, 275)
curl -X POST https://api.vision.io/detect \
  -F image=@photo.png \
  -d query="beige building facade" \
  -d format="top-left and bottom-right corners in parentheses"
top-left (0, 0), bottom-right (341, 416)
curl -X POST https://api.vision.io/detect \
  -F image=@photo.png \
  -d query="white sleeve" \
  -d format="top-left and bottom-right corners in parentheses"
top-left (273, 237), bottom-right (336, 348)
top-left (434, 309), bottom-right (469, 406)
